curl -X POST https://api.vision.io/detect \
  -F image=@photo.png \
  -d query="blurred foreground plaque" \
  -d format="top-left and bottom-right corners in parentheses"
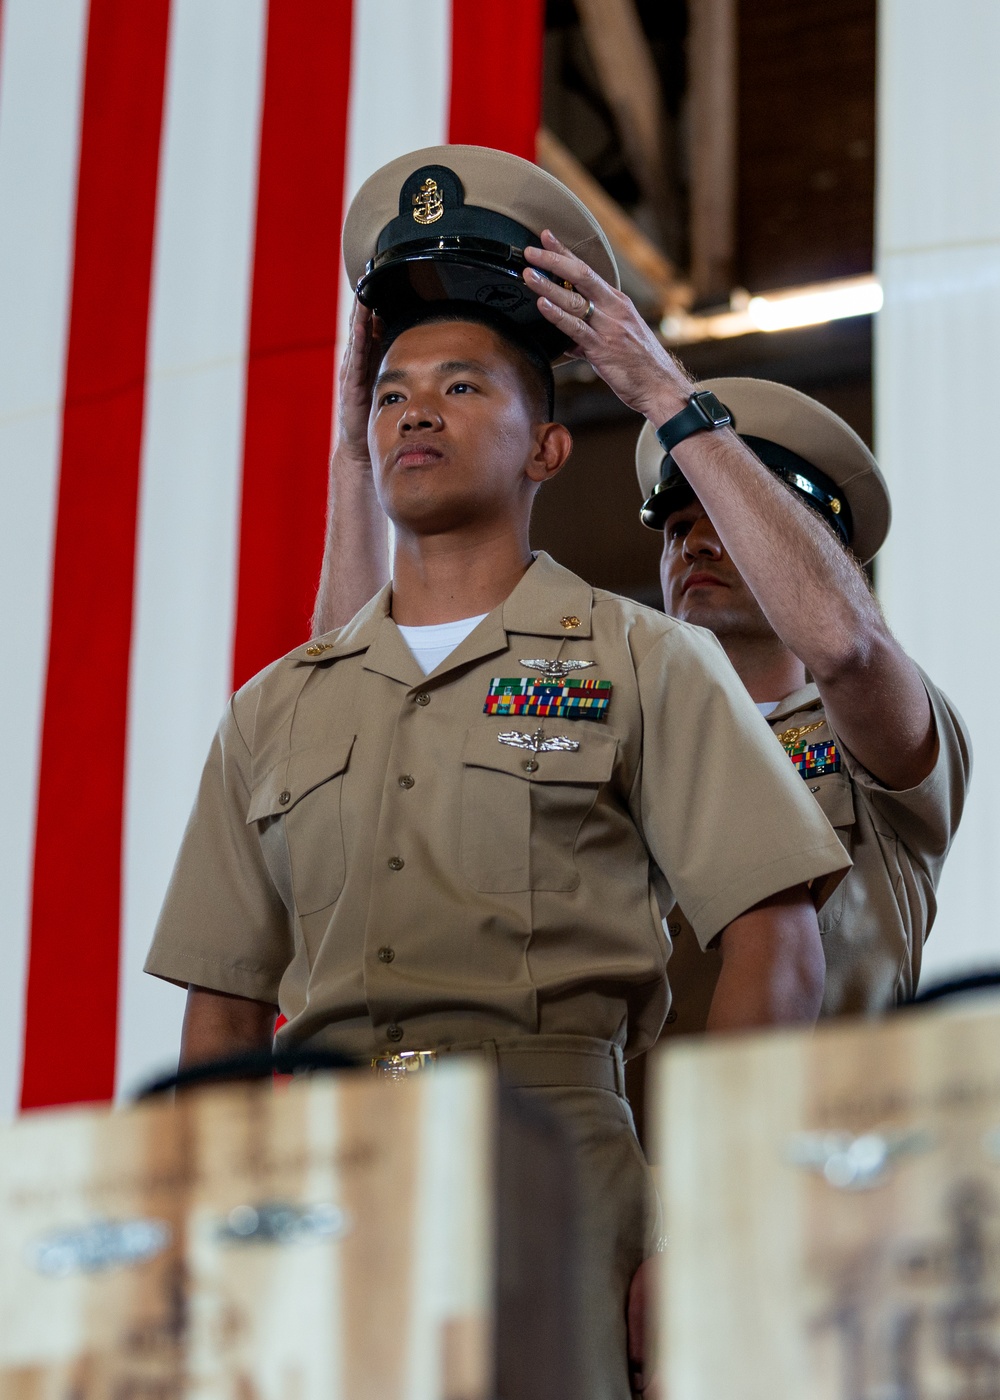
top-left (655, 1002), bottom-right (1000, 1400)
top-left (0, 1060), bottom-right (577, 1400)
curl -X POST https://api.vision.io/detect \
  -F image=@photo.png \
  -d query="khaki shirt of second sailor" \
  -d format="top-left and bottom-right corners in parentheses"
top-left (145, 553), bottom-right (850, 1059)
top-left (661, 674), bottom-right (971, 1036)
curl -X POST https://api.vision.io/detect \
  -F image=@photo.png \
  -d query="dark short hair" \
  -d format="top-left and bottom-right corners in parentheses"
top-left (378, 303), bottom-right (556, 422)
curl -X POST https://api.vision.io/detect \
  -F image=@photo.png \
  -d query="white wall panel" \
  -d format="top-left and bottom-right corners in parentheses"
top-left (879, 0), bottom-right (1000, 253)
top-left (0, 0), bottom-right (89, 1120)
top-left (117, 0), bottom-right (268, 1098)
top-left (877, 0), bottom-right (1000, 979)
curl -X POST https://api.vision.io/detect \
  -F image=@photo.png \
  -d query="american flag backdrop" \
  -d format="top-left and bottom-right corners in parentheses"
top-left (0, 0), bottom-right (544, 1116)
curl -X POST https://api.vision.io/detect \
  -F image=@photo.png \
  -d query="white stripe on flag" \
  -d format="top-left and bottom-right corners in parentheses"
top-left (0, 0), bottom-right (90, 1122)
top-left (337, 0), bottom-right (452, 356)
top-left (333, 0), bottom-right (452, 566)
top-left (116, 0), bottom-right (268, 1099)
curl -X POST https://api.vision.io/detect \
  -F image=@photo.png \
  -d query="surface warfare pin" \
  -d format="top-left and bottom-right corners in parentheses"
top-left (498, 728), bottom-right (580, 754)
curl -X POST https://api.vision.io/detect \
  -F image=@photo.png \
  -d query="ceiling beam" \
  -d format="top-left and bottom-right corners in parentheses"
top-left (572, 0), bottom-right (680, 257)
top-left (537, 127), bottom-right (690, 316)
top-left (687, 0), bottom-right (738, 304)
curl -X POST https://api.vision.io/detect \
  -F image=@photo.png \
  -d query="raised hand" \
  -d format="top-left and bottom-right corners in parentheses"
top-left (523, 229), bottom-right (689, 426)
top-left (335, 296), bottom-right (382, 467)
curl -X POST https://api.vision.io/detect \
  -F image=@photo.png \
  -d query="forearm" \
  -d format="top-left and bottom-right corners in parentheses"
top-left (524, 234), bottom-right (931, 780)
top-left (706, 885), bottom-right (825, 1032)
top-left (180, 985), bottom-right (278, 1068)
top-left (311, 451), bottom-right (390, 635)
top-left (523, 235), bottom-right (884, 680)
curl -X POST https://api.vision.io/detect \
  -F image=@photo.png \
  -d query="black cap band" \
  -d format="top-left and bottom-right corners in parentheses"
top-left (640, 434), bottom-right (853, 546)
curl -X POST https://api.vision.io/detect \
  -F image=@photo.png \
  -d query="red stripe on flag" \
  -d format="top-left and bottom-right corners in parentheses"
top-left (20, 0), bottom-right (170, 1109)
top-left (231, 0), bottom-right (354, 689)
top-left (448, 0), bottom-right (544, 158)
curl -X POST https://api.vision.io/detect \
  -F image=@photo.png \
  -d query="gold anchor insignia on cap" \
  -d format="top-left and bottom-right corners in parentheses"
top-left (519, 658), bottom-right (595, 680)
top-left (412, 177), bottom-right (444, 226)
top-left (498, 727), bottom-right (580, 754)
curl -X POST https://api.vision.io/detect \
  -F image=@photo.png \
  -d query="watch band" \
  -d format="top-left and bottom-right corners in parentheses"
top-left (655, 390), bottom-right (733, 457)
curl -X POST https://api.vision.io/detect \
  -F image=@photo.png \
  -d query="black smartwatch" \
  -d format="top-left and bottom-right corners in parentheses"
top-left (655, 390), bottom-right (733, 456)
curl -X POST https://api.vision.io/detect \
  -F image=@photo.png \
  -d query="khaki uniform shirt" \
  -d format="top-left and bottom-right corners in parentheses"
top-left (146, 553), bottom-right (849, 1059)
top-left (661, 672), bottom-right (971, 1037)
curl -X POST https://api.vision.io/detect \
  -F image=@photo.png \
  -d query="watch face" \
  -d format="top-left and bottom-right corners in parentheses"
top-left (694, 391), bottom-right (733, 428)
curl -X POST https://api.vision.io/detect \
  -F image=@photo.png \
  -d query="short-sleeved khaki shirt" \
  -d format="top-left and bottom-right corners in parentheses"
top-left (146, 553), bottom-right (849, 1058)
top-left (660, 671), bottom-right (971, 1037)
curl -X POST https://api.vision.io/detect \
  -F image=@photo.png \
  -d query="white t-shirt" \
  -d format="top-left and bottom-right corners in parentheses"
top-left (396, 614), bottom-right (488, 675)
top-left (756, 701), bottom-right (779, 717)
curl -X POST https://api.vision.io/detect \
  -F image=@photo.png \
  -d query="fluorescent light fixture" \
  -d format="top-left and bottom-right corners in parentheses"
top-left (661, 274), bottom-right (882, 345)
top-left (747, 276), bottom-right (883, 332)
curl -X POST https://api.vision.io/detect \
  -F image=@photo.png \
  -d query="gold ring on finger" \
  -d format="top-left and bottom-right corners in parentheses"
top-left (581, 298), bottom-right (596, 324)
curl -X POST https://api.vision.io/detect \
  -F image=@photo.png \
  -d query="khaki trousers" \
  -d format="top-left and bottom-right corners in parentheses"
top-left (454, 1037), bottom-right (659, 1400)
top-left (527, 1082), bottom-right (659, 1400)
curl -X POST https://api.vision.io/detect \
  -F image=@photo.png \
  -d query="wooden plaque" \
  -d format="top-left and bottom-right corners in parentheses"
top-left (654, 1001), bottom-right (1000, 1400)
top-left (0, 1061), bottom-right (494, 1400)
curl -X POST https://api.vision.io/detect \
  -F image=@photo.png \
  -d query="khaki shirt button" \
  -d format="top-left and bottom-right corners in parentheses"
top-left (378, 946), bottom-right (395, 964)
top-left (667, 922), bottom-right (681, 937)
top-left (387, 1023), bottom-right (404, 1042)
top-left (387, 855), bottom-right (405, 871)
top-left (523, 759), bottom-right (539, 773)
top-left (414, 691), bottom-right (431, 706)
top-left (279, 790), bottom-right (291, 806)
top-left (665, 1009), bottom-right (678, 1024)
top-left (398, 774), bottom-right (415, 789)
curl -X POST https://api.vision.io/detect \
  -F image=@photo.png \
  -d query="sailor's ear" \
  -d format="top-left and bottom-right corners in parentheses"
top-left (525, 422), bottom-right (573, 485)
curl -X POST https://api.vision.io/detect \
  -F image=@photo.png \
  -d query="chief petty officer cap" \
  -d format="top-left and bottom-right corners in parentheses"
top-left (635, 377), bottom-right (892, 565)
top-left (343, 144), bottom-right (619, 362)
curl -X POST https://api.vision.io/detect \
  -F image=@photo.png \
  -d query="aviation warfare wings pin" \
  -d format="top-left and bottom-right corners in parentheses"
top-left (518, 658), bottom-right (596, 680)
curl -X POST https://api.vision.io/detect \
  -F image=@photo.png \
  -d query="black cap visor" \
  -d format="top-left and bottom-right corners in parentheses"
top-left (357, 238), bottom-right (573, 360)
top-left (640, 434), bottom-right (854, 546)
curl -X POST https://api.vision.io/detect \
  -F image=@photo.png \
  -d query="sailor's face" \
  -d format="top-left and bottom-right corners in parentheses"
top-left (369, 320), bottom-right (540, 532)
top-left (660, 498), bottom-right (775, 640)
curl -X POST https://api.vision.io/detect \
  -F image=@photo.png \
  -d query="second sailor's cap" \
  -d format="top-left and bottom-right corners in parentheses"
top-left (635, 377), bottom-right (891, 564)
top-left (342, 144), bottom-right (619, 361)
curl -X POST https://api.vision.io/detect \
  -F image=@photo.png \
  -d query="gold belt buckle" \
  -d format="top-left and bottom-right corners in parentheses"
top-left (371, 1049), bottom-right (438, 1082)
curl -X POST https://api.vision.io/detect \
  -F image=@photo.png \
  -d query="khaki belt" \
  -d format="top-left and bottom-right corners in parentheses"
top-left (372, 1035), bottom-right (627, 1097)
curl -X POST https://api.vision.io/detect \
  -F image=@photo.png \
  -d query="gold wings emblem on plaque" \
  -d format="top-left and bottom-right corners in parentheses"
top-left (412, 177), bottom-right (444, 225)
top-left (786, 1128), bottom-right (932, 1190)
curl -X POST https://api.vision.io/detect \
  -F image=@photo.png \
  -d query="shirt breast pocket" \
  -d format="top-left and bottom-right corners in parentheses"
top-left (247, 736), bottom-right (356, 916)
top-left (460, 721), bottom-right (618, 893)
